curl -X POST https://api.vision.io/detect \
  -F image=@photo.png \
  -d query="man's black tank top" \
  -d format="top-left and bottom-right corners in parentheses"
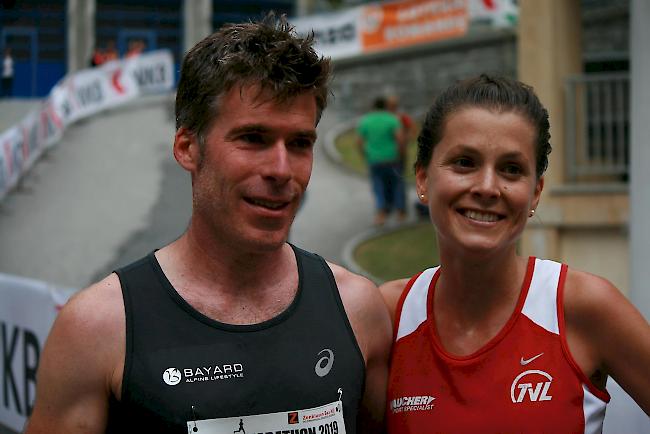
top-left (107, 245), bottom-right (365, 433)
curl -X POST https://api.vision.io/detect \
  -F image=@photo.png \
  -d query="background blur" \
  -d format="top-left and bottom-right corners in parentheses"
top-left (1, 0), bottom-right (648, 433)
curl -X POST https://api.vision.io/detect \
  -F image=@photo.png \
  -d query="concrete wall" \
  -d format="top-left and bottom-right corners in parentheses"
top-left (561, 228), bottom-right (629, 291)
top-left (629, 0), bottom-right (650, 318)
top-left (582, 2), bottom-right (629, 57)
top-left (328, 28), bottom-right (517, 120)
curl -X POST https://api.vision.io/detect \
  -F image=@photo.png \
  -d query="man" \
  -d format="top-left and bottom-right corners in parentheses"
top-left (357, 97), bottom-right (406, 226)
top-left (25, 14), bottom-right (391, 434)
top-left (386, 94), bottom-right (414, 153)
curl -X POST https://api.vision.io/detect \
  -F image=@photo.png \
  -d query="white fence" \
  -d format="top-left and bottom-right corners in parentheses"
top-left (0, 274), bottom-right (75, 432)
top-left (0, 49), bottom-right (175, 202)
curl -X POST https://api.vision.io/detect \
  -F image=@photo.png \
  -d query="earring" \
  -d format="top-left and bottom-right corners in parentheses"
top-left (529, 209), bottom-right (536, 218)
top-left (419, 193), bottom-right (425, 199)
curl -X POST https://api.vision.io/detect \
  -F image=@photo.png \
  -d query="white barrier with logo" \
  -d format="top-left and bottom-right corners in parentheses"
top-left (291, 0), bottom-right (518, 61)
top-left (0, 273), bottom-right (75, 432)
top-left (0, 49), bottom-right (175, 202)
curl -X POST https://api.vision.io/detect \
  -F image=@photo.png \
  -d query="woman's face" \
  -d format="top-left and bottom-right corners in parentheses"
top-left (416, 107), bottom-right (543, 258)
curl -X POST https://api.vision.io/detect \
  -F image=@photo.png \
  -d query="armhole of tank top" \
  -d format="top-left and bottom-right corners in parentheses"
top-left (317, 254), bottom-right (367, 379)
top-left (114, 266), bottom-right (135, 403)
top-left (393, 272), bottom-right (423, 342)
top-left (556, 264), bottom-right (611, 402)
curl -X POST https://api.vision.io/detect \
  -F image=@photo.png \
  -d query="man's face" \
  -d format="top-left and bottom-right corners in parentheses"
top-left (190, 84), bottom-right (318, 253)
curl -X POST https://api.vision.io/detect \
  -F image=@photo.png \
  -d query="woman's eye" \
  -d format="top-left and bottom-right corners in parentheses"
top-left (503, 164), bottom-right (523, 175)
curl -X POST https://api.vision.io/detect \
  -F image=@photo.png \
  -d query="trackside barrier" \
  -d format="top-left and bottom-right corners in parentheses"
top-left (0, 273), bottom-right (76, 432)
top-left (0, 49), bottom-right (175, 203)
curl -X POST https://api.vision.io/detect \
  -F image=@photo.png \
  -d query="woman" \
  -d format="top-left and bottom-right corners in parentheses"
top-left (380, 74), bottom-right (650, 433)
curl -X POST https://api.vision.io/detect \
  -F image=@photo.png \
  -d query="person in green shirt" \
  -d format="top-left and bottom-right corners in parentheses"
top-left (357, 97), bottom-right (406, 226)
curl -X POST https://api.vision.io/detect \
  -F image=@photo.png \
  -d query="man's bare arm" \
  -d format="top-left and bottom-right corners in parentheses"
top-left (24, 274), bottom-right (125, 434)
top-left (330, 263), bottom-right (393, 433)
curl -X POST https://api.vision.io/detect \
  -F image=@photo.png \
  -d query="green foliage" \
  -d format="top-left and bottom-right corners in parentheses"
top-left (354, 223), bottom-right (439, 283)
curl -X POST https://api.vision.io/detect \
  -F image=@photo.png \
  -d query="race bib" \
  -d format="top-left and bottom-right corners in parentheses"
top-left (187, 400), bottom-right (345, 434)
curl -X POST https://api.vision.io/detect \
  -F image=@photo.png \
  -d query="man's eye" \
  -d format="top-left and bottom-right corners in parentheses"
top-left (453, 157), bottom-right (473, 168)
top-left (240, 133), bottom-right (265, 144)
top-left (291, 138), bottom-right (314, 149)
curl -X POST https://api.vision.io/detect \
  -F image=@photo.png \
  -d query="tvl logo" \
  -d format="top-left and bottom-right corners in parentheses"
top-left (510, 370), bottom-right (553, 403)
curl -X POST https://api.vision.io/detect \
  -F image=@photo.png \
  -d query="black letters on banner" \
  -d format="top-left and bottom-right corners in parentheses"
top-left (2, 322), bottom-right (22, 414)
top-left (133, 64), bottom-right (167, 88)
top-left (1, 322), bottom-right (42, 416)
top-left (23, 329), bottom-right (39, 416)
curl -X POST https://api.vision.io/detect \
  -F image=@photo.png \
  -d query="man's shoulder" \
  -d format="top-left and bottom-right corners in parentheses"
top-left (327, 261), bottom-right (376, 294)
top-left (325, 261), bottom-right (385, 316)
top-left (59, 273), bottom-right (125, 335)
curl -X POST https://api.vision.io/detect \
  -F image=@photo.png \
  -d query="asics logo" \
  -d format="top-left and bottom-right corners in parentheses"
top-left (315, 349), bottom-right (335, 377)
top-left (520, 352), bottom-right (544, 365)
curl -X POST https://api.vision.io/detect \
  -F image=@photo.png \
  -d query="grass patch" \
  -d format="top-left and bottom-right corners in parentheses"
top-left (354, 222), bottom-right (439, 283)
top-left (334, 128), bottom-right (419, 181)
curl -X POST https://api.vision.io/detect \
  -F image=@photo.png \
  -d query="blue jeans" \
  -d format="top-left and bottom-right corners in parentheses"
top-left (369, 162), bottom-right (405, 213)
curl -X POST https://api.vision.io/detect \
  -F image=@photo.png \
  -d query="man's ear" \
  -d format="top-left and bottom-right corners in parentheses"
top-left (173, 127), bottom-right (201, 172)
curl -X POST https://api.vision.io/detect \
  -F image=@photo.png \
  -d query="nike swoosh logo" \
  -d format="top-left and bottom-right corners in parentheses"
top-left (520, 352), bottom-right (544, 365)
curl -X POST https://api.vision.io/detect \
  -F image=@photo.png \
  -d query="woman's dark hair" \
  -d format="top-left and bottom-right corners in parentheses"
top-left (415, 74), bottom-right (552, 179)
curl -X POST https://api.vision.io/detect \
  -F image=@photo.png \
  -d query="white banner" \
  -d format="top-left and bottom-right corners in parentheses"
top-left (0, 273), bottom-right (75, 432)
top-left (0, 49), bottom-right (175, 203)
top-left (293, 8), bottom-right (362, 60)
top-left (49, 50), bottom-right (174, 127)
top-left (291, 0), bottom-right (518, 61)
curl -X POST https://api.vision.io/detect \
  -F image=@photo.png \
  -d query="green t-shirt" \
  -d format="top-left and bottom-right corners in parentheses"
top-left (357, 110), bottom-right (401, 164)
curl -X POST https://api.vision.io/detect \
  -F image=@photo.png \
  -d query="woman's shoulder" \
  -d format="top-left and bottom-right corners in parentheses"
top-left (379, 278), bottom-right (410, 327)
top-left (562, 266), bottom-right (622, 318)
top-left (379, 266), bottom-right (439, 325)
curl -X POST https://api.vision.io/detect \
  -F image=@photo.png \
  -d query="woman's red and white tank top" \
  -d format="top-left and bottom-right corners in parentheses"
top-left (386, 257), bottom-right (610, 433)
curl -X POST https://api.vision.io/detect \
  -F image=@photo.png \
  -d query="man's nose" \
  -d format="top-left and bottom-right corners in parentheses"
top-left (262, 141), bottom-right (292, 183)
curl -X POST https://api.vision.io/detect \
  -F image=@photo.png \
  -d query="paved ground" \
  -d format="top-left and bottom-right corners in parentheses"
top-left (0, 96), bottom-right (645, 433)
top-left (0, 95), bottom-right (385, 290)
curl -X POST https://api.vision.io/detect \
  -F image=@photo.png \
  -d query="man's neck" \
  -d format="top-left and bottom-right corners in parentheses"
top-left (154, 228), bottom-right (299, 324)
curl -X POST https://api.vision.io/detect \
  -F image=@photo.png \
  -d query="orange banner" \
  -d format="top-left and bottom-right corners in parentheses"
top-left (360, 0), bottom-right (468, 53)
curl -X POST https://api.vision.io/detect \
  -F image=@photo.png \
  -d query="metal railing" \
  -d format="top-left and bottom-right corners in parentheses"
top-left (565, 73), bottom-right (629, 183)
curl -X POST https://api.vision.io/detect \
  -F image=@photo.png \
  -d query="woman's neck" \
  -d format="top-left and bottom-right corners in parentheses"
top-left (436, 247), bottom-right (528, 317)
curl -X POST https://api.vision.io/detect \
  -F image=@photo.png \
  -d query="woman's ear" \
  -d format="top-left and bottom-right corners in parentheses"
top-left (415, 165), bottom-right (428, 203)
top-left (532, 176), bottom-right (544, 211)
top-left (173, 127), bottom-right (201, 172)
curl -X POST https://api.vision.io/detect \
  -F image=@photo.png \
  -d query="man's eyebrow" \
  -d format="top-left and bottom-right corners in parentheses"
top-left (228, 124), bottom-right (271, 136)
top-left (227, 124), bottom-right (317, 141)
top-left (294, 130), bottom-right (318, 142)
